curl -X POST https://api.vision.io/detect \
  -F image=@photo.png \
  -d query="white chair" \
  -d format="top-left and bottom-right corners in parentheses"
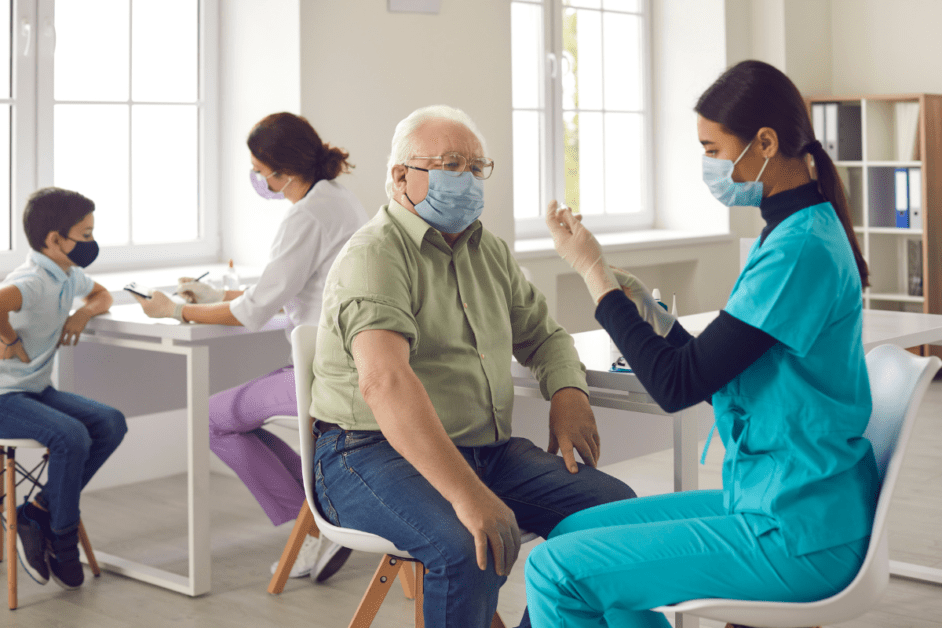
top-left (0, 440), bottom-right (100, 609)
top-left (291, 324), bottom-right (535, 628)
top-left (652, 343), bottom-right (941, 627)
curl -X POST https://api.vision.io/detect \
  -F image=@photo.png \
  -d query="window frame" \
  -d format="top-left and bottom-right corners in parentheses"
top-left (0, 0), bottom-right (218, 275)
top-left (512, 0), bottom-right (654, 240)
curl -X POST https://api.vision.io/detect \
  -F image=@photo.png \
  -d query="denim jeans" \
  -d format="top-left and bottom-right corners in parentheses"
top-left (0, 386), bottom-right (127, 534)
top-left (313, 428), bottom-right (636, 628)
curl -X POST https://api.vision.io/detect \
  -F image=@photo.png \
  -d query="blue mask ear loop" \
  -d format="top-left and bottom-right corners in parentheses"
top-left (733, 138), bottom-right (770, 184)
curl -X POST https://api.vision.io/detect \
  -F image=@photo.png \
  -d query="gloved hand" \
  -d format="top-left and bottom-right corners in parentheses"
top-left (545, 201), bottom-right (619, 303)
top-left (610, 267), bottom-right (676, 337)
top-left (131, 291), bottom-right (186, 322)
top-left (177, 277), bottom-right (225, 304)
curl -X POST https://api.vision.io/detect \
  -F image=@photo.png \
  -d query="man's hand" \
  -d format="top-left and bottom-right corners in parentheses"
top-left (59, 309), bottom-right (92, 346)
top-left (548, 387), bottom-right (600, 473)
top-left (2, 339), bottom-right (29, 363)
top-left (131, 291), bottom-right (184, 321)
top-left (451, 487), bottom-right (522, 577)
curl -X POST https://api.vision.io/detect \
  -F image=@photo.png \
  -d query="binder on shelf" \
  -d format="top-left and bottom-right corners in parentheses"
top-left (895, 102), bottom-right (921, 161)
top-left (824, 103), bottom-right (839, 160)
top-left (895, 168), bottom-right (910, 228)
top-left (909, 168), bottom-right (923, 230)
top-left (812, 103), bottom-right (826, 145)
top-left (907, 238), bottom-right (923, 297)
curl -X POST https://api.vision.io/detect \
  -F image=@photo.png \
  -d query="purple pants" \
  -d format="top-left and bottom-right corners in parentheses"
top-left (209, 365), bottom-right (304, 526)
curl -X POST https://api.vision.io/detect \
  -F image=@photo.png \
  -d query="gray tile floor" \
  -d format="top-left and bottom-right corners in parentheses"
top-left (3, 380), bottom-right (941, 627)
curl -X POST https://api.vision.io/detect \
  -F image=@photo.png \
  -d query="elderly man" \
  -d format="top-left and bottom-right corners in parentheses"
top-left (310, 105), bottom-right (636, 627)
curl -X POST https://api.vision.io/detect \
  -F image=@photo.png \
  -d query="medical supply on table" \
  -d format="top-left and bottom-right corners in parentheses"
top-left (223, 259), bottom-right (240, 291)
top-left (124, 282), bottom-right (155, 299)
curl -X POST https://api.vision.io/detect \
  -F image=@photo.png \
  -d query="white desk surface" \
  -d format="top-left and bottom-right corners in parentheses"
top-left (83, 303), bottom-right (289, 342)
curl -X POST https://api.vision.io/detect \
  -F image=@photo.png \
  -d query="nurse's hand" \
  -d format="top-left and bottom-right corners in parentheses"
top-left (610, 267), bottom-right (677, 338)
top-left (131, 291), bottom-right (186, 322)
top-left (177, 277), bottom-right (225, 304)
top-left (548, 387), bottom-right (601, 472)
top-left (545, 201), bottom-right (619, 303)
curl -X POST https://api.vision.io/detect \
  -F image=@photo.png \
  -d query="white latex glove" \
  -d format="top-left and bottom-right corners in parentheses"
top-left (131, 291), bottom-right (186, 322)
top-left (545, 201), bottom-right (619, 303)
top-left (177, 277), bottom-right (225, 304)
top-left (610, 267), bottom-right (676, 337)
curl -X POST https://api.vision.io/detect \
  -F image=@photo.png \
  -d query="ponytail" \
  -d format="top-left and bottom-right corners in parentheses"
top-left (805, 140), bottom-right (870, 288)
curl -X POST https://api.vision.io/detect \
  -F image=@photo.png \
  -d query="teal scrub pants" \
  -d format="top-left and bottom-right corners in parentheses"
top-left (524, 490), bottom-right (868, 628)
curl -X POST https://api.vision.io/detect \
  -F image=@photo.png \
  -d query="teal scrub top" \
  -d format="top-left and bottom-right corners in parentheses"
top-left (715, 201), bottom-right (878, 557)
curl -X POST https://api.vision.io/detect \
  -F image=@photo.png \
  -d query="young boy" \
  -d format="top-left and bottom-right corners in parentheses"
top-left (0, 187), bottom-right (126, 589)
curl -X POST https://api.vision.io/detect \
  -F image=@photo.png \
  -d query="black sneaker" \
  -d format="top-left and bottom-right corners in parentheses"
top-left (47, 530), bottom-right (84, 590)
top-left (14, 503), bottom-right (50, 585)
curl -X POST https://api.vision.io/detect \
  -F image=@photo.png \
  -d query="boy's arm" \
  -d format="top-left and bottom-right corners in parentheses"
top-left (0, 284), bottom-right (29, 362)
top-left (60, 281), bottom-right (112, 346)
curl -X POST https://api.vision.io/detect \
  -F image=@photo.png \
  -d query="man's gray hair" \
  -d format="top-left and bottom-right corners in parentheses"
top-left (385, 105), bottom-right (488, 199)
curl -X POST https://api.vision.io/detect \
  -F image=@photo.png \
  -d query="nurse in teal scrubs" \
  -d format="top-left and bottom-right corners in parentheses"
top-left (524, 60), bottom-right (878, 628)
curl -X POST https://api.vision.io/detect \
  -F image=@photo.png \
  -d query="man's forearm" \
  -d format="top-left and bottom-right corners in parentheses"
top-left (363, 371), bottom-right (489, 506)
top-left (80, 290), bottom-right (113, 317)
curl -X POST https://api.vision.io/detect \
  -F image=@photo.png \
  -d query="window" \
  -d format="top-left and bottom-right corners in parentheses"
top-left (511, 0), bottom-right (651, 239)
top-left (1, 0), bottom-right (217, 273)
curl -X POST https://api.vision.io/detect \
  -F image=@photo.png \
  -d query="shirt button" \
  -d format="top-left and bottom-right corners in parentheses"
top-left (463, 303), bottom-right (468, 308)
top-left (480, 353), bottom-right (485, 359)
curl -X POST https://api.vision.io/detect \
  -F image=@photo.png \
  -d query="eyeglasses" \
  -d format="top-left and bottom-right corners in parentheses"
top-left (405, 152), bottom-right (494, 180)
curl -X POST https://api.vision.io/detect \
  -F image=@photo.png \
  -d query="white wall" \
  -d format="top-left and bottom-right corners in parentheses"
top-left (297, 0), bottom-right (515, 246)
top-left (218, 0), bottom-right (302, 268)
top-left (830, 0), bottom-right (942, 96)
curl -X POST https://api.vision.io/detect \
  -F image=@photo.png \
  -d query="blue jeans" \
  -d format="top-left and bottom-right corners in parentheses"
top-left (313, 429), bottom-right (637, 628)
top-left (0, 387), bottom-right (127, 534)
top-left (525, 490), bottom-right (868, 627)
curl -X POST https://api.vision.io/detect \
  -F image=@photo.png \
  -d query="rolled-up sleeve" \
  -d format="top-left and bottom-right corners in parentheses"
top-left (506, 249), bottom-right (587, 400)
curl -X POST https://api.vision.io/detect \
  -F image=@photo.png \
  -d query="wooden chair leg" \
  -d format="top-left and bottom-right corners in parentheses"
top-left (6, 449), bottom-right (17, 610)
top-left (77, 519), bottom-right (100, 577)
top-left (398, 560), bottom-right (415, 599)
top-left (490, 611), bottom-right (507, 628)
top-left (349, 554), bottom-right (402, 628)
top-left (267, 502), bottom-right (319, 594)
top-left (414, 562), bottom-right (425, 628)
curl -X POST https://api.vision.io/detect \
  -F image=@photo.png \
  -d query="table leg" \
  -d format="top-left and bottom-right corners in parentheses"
top-left (187, 345), bottom-right (211, 596)
top-left (673, 405), bottom-right (699, 493)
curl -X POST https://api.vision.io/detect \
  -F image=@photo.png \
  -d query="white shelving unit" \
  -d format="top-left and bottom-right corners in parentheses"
top-left (808, 95), bottom-right (942, 357)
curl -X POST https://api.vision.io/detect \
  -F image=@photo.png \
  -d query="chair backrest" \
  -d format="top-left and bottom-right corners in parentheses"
top-left (291, 324), bottom-right (320, 524)
top-left (864, 344), bottom-right (940, 534)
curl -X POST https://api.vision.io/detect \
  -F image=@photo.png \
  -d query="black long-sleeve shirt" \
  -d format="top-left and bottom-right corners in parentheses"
top-left (596, 182), bottom-right (826, 412)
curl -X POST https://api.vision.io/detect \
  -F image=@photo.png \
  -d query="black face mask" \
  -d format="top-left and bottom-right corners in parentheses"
top-left (65, 238), bottom-right (99, 268)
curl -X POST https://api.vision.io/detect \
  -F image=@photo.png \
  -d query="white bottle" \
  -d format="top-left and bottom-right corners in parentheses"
top-left (223, 259), bottom-right (240, 291)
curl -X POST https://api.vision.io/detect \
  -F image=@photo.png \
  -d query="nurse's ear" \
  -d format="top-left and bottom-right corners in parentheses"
top-left (756, 127), bottom-right (780, 159)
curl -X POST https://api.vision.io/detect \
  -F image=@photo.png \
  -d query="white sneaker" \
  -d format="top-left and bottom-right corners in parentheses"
top-left (270, 534), bottom-right (321, 578)
top-left (312, 539), bottom-right (353, 583)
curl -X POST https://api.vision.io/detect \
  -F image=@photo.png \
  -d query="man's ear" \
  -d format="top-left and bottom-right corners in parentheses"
top-left (391, 164), bottom-right (408, 194)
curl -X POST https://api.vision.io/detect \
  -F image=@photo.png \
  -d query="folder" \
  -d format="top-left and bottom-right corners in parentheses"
top-left (812, 104), bottom-right (826, 145)
top-left (909, 168), bottom-right (922, 230)
top-left (824, 103), bottom-right (839, 160)
top-left (895, 168), bottom-right (909, 228)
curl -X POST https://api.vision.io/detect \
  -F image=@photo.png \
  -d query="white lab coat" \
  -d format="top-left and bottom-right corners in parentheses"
top-left (229, 179), bottom-right (369, 342)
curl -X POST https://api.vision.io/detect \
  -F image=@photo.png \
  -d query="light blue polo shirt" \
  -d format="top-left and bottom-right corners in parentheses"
top-left (0, 251), bottom-right (95, 396)
top-left (716, 202), bottom-right (878, 557)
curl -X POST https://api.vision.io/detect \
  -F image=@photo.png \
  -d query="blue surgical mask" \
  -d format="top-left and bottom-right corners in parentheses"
top-left (405, 169), bottom-right (484, 234)
top-left (702, 138), bottom-right (769, 207)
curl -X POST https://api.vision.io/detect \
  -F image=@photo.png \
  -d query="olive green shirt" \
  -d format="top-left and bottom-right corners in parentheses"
top-left (310, 200), bottom-right (589, 447)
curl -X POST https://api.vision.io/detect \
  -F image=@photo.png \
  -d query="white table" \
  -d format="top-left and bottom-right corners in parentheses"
top-left (632, 308), bottom-right (942, 588)
top-left (55, 304), bottom-right (288, 596)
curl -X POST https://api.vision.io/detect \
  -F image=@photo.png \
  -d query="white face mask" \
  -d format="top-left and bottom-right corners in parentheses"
top-left (702, 138), bottom-right (769, 207)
